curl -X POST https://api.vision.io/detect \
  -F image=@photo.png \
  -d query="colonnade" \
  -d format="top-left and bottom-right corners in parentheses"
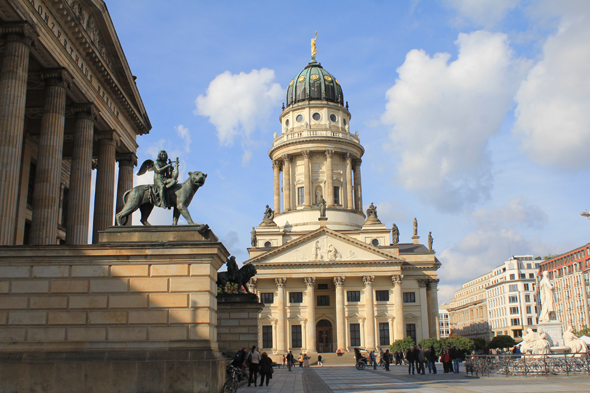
top-left (272, 150), bottom-right (363, 214)
top-left (0, 22), bottom-right (136, 246)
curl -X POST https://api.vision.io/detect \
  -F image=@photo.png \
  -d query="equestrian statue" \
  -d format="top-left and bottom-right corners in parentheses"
top-left (216, 256), bottom-right (257, 294)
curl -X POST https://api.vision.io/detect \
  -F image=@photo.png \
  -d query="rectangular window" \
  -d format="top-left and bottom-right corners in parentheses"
top-left (375, 290), bottom-right (389, 302)
top-left (526, 263), bottom-right (532, 269)
top-left (289, 292), bottom-right (303, 303)
top-left (406, 323), bottom-right (417, 343)
top-left (260, 293), bottom-right (274, 304)
top-left (23, 221), bottom-right (31, 246)
top-left (291, 325), bottom-right (302, 348)
top-left (526, 306), bottom-right (531, 314)
top-left (333, 186), bottom-right (340, 205)
top-left (520, 274), bottom-right (526, 279)
top-left (509, 284), bottom-right (518, 292)
top-left (347, 291), bottom-right (360, 302)
top-left (510, 307), bottom-right (519, 314)
top-left (379, 322), bottom-right (390, 346)
top-left (529, 273), bottom-right (535, 279)
top-left (511, 318), bottom-right (520, 326)
top-left (317, 295), bottom-right (330, 306)
top-left (509, 296), bottom-right (518, 303)
top-left (527, 317), bottom-right (533, 325)
top-left (350, 323), bottom-right (361, 347)
top-left (509, 274), bottom-right (515, 280)
top-left (525, 294), bottom-right (530, 302)
top-left (403, 292), bottom-right (416, 303)
top-left (524, 284), bottom-right (530, 291)
top-left (318, 283), bottom-right (329, 290)
top-left (297, 187), bottom-right (305, 205)
top-left (262, 325), bottom-right (273, 348)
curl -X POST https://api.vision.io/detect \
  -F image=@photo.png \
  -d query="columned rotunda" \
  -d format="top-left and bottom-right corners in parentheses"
top-left (245, 55), bottom-right (441, 355)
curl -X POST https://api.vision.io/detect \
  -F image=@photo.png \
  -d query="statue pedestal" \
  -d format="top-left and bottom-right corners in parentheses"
top-left (538, 321), bottom-right (564, 347)
top-left (412, 235), bottom-right (420, 245)
top-left (217, 294), bottom-right (263, 357)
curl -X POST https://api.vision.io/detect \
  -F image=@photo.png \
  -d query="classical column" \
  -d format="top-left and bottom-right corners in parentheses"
top-left (275, 278), bottom-right (287, 353)
top-left (345, 153), bottom-right (353, 209)
top-left (116, 153), bottom-right (137, 226)
top-left (354, 158), bottom-right (363, 212)
top-left (304, 277), bottom-right (316, 353)
top-left (66, 104), bottom-right (97, 244)
top-left (334, 276), bottom-right (346, 351)
top-left (392, 275), bottom-right (405, 340)
top-left (427, 279), bottom-right (440, 339)
top-left (363, 276), bottom-right (375, 351)
top-left (30, 69), bottom-right (72, 245)
top-left (92, 131), bottom-right (118, 244)
top-left (418, 279), bottom-right (429, 340)
top-left (282, 155), bottom-right (291, 211)
top-left (0, 23), bottom-right (37, 245)
top-left (325, 150), bottom-right (334, 207)
top-left (302, 150), bottom-right (311, 208)
top-left (273, 160), bottom-right (281, 213)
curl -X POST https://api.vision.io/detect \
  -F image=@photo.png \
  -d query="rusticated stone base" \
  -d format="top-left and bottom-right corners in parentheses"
top-left (0, 348), bottom-right (224, 393)
top-left (217, 294), bottom-right (263, 357)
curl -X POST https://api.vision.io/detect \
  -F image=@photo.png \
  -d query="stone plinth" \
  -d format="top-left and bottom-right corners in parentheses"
top-left (0, 226), bottom-right (228, 393)
top-left (217, 294), bottom-right (263, 357)
top-left (538, 321), bottom-right (564, 347)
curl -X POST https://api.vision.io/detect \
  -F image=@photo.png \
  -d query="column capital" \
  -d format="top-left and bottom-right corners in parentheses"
top-left (116, 153), bottom-right (138, 167)
top-left (275, 277), bottom-right (287, 288)
top-left (281, 154), bottom-right (291, 163)
top-left (417, 278), bottom-right (429, 288)
top-left (391, 274), bottom-right (404, 285)
top-left (343, 152), bottom-right (352, 162)
top-left (362, 276), bottom-right (374, 286)
top-left (73, 103), bottom-right (99, 121)
top-left (333, 276), bottom-right (345, 287)
top-left (272, 159), bottom-right (282, 169)
top-left (354, 158), bottom-right (362, 167)
top-left (427, 278), bottom-right (440, 290)
top-left (1, 22), bottom-right (38, 47)
top-left (304, 277), bottom-right (316, 287)
top-left (302, 150), bottom-right (311, 159)
top-left (325, 150), bottom-right (334, 158)
top-left (94, 130), bottom-right (120, 146)
top-left (41, 68), bottom-right (73, 89)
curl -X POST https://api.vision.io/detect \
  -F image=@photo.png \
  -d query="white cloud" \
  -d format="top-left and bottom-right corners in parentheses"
top-left (446, 0), bottom-right (520, 27)
top-left (513, 5), bottom-right (590, 170)
top-left (195, 68), bottom-right (284, 146)
top-left (382, 30), bottom-right (529, 211)
top-left (437, 198), bottom-right (550, 299)
top-left (175, 124), bottom-right (191, 153)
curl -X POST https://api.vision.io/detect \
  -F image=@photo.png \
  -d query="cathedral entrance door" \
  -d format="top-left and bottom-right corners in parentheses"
top-left (316, 319), bottom-right (333, 353)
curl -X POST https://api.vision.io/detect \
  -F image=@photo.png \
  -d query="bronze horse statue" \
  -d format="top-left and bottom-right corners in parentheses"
top-left (217, 264), bottom-right (257, 294)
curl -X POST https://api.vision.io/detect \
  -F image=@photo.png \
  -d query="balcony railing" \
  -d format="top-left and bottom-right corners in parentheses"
top-left (272, 129), bottom-right (360, 147)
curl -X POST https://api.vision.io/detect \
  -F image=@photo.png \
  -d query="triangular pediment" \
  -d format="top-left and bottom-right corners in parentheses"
top-left (405, 313), bottom-right (420, 321)
top-left (247, 228), bottom-right (400, 265)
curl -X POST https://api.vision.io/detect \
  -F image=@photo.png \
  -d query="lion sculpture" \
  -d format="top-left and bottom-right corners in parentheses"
top-left (116, 171), bottom-right (207, 228)
top-left (217, 264), bottom-right (257, 294)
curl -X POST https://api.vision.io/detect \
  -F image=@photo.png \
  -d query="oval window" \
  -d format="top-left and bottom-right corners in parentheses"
top-left (298, 76), bottom-right (305, 82)
top-left (296, 114), bottom-right (303, 123)
top-left (324, 75), bottom-right (332, 81)
top-left (312, 113), bottom-right (321, 121)
top-left (264, 241), bottom-right (272, 248)
top-left (285, 119), bottom-right (289, 127)
top-left (311, 74), bottom-right (320, 81)
top-left (330, 114), bottom-right (337, 122)
top-left (371, 239), bottom-right (379, 247)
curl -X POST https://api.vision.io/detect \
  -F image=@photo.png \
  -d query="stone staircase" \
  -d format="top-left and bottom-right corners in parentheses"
top-left (315, 352), bottom-right (356, 366)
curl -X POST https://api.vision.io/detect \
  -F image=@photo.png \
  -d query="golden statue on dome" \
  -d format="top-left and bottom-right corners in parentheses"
top-left (311, 31), bottom-right (317, 61)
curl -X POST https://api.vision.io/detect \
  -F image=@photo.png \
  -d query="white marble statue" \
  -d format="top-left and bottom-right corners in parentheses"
top-left (521, 328), bottom-right (538, 354)
top-left (313, 240), bottom-right (322, 260)
top-left (563, 325), bottom-right (588, 354)
top-left (538, 270), bottom-right (555, 322)
top-left (532, 330), bottom-right (551, 355)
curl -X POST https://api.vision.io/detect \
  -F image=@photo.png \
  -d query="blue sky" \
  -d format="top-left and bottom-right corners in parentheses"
top-left (106, 0), bottom-right (590, 303)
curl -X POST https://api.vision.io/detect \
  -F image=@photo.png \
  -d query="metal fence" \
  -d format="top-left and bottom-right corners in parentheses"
top-left (465, 353), bottom-right (590, 377)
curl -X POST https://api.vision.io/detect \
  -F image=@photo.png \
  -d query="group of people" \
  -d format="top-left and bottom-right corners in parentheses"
top-left (280, 351), bottom-right (316, 371)
top-left (370, 346), bottom-right (463, 374)
top-left (231, 346), bottom-right (274, 387)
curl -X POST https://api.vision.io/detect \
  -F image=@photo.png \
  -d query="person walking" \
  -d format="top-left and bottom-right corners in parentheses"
top-left (406, 346), bottom-right (415, 375)
top-left (384, 349), bottom-right (391, 371)
top-left (282, 355), bottom-right (286, 368)
top-left (303, 353), bottom-right (310, 367)
top-left (370, 350), bottom-right (377, 370)
top-left (317, 354), bottom-right (323, 367)
top-left (259, 352), bottom-right (273, 387)
top-left (452, 346), bottom-right (462, 373)
top-left (247, 346), bottom-right (260, 387)
top-left (417, 345), bottom-right (425, 375)
top-left (298, 353), bottom-right (303, 368)
top-left (428, 345), bottom-right (437, 374)
top-left (286, 351), bottom-right (294, 371)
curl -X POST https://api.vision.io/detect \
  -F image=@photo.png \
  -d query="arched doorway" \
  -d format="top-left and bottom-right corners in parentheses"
top-left (316, 319), bottom-right (333, 353)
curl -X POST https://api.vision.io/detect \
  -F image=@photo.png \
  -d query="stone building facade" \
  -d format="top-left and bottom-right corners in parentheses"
top-left (0, 0), bottom-right (150, 247)
top-left (538, 244), bottom-right (590, 332)
top-left (448, 273), bottom-right (491, 340)
top-left (245, 57), bottom-right (440, 355)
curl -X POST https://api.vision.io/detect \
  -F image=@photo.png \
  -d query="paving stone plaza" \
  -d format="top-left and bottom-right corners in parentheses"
top-left (241, 364), bottom-right (590, 393)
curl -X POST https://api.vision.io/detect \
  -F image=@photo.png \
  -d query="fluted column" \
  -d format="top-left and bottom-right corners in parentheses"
top-left (363, 276), bottom-right (375, 350)
top-left (354, 158), bottom-right (363, 212)
top-left (276, 278), bottom-right (287, 353)
top-left (334, 276), bottom-right (346, 351)
top-left (0, 23), bottom-right (37, 245)
top-left (427, 279), bottom-right (440, 339)
top-left (30, 69), bottom-right (72, 245)
top-left (392, 274), bottom-right (405, 340)
top-left (92, 131), bottom-right (118, 244)
top-left (305, 277), bottom-right (316, 353)
top-left (418, 279), bottom-right (429, 340)
top-left (303, 150), bottom-right (311, 208)
top-left (282, 155), bottom-right (291, 211)
top-left (325, 150), bottom-right (334, 207)
top-left (66, 104), bottom-right (97, 244)
top-left (345, 153), bottom-right (353, 209)
top-left (273, 160), bottom-right (281, 213)
top-left (116, 153), bottom-right (137, 226)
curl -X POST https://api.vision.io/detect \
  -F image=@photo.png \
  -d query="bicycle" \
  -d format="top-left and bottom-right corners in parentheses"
top-left (223, 364), bottom-right (241, 393)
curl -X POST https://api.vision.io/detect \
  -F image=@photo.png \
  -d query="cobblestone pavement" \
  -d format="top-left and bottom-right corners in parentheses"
top-left (240, 364), bottom-right (590, 393)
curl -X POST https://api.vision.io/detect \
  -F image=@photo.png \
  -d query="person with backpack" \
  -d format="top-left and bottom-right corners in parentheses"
top-left (286, 351), bottom-right (294, 371)
top-left (231, 347), bottom-right (247, 381)
top-left (247, 345), bottom-right (260, 387)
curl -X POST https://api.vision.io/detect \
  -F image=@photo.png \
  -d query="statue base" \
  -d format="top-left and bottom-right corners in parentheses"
top-left (98, 224), bottom-right (216, 244)
top-left (412, 235), bottom-right (420, 245)
top-left (538, 321), bottom-right (564, 347)
top-left (217, 294), bottom-right (263, 357)
top-left (318, 217), bottom-right (328, 227)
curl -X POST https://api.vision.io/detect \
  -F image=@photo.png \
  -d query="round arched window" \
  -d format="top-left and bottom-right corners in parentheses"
top-left (296, 114), bottom-right (303, 123)
top-left (371, 239), bottom-right (379, 247)
top-left (264, 241), bottom-right (272, 248)
top-left (312, 112), bottom-right (321, 121)
top-left (330, 114), bottom-right (337, 122)
top-left (343, 118), bottom-right (347, 126)
top-left (285, 119), bottom-right (289, 127)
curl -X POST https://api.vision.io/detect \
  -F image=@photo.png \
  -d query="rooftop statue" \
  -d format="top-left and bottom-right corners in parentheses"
top-left (260, 204), bottom-right (277, 227)
top-left (392, 223), bottom-right (399, 244)
top-left (428, 231), bottom-right (433, 251)
top-left (538, 270), bottom-right (555, 323)
top-left (318, 195), bottom-right (327, 218)
top-left (251, 227), bottom-right (257, 247)
top-left (115, 150), bottom-right (208, 232)
top-left (311, 31), bottom-right (317, 60)
top-left (216, 256), bottom-right (257, 294)
top-left (413, 217), bottom-right (418, 236)
top-left (366, 202), bottom-right (377, 218)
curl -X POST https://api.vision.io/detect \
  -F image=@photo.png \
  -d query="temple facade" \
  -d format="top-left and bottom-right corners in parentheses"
top-left (0, 0), bottom-right (150, 246)
top-left (245, 56), bottom-right (440, 355)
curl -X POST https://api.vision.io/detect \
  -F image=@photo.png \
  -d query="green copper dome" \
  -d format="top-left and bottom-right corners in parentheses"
top-left (286, 61), bottom-right (344, 108)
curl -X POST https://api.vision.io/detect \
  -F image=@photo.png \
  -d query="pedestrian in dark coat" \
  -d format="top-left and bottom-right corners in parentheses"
top-left (383, 349), bottom-right (391, 371)
top-left (428, 345), bottom-right (437, 374)
top-left (406, 346), bottom-right (416, 375)
top-left (259, 352), bottom-right (273, 387)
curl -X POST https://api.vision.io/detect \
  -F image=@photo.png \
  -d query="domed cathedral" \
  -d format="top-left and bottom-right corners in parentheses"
top-left (245, 41), bottom-right (440, 356)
